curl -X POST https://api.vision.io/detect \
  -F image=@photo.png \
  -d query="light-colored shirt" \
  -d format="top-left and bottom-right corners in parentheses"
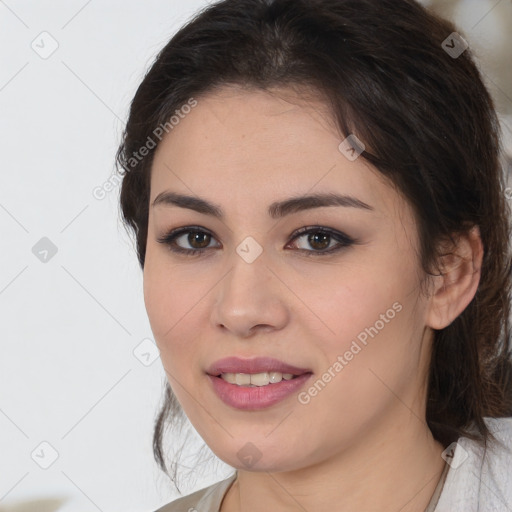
top-left (154, 417), bottom-right (512, 512)
top-left (154, 472), bottom-right (236, 512)
top-left (434, 416), bottom-right (512, 511)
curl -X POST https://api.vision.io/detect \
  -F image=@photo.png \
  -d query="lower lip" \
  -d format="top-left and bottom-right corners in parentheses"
top-left (207, 373), bottom-right (313, 410)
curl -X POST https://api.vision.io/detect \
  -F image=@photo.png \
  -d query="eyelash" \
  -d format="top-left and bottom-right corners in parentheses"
top-left (156, 225), bottom-right (357, 258)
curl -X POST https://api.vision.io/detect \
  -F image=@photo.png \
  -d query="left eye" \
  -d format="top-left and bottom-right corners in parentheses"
top-left (157, 225), bottom-right (357, 257)
top-left (287, 226), bottom-right (356, 256)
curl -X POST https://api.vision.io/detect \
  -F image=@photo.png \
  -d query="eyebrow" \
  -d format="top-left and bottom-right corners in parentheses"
top-left (151, 191), bottom-right (374, 219)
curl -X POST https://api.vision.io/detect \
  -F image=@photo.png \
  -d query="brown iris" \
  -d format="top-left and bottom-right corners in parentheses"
top-left (307, 232), bottom-right (330, 251)
top-left (188, 231), bottom-right (211, 249)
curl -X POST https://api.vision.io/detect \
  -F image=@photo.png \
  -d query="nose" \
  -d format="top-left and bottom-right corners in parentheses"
top-left (210, 248), bottom-right (290, 339)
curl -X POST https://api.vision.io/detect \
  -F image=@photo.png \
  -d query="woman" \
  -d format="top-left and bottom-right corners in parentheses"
top-left (116, 0), bottom-right (512, 510)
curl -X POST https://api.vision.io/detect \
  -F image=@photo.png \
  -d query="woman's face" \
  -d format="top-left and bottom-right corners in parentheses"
top-left (144, 85), bottom-right (435, 471)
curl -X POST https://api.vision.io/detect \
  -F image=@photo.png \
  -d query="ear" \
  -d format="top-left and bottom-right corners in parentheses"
top-left (425, 226), bottom-right (483, 330)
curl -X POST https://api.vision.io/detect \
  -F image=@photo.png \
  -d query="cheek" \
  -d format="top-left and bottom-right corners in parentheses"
top-left (320, 289), bottom-right (424, 419)
top-left (296, 291), bottom-right (422, 446)
top-left (143, 255), bottom-right (186, 348)
top-left (296, 258), bottom-right (411, 348)
top-left (142, 255), bottom-right (210, 373)
top-left (299, 253), bottom-right (423, 393)
top-left (143, 263), bottom-right (169, 340)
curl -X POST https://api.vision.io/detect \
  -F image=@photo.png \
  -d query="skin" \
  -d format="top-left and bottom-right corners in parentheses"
top-left (143, 85), bottom-right (483, 511)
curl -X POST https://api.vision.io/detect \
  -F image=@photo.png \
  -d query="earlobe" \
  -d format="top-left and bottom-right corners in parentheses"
top-left (426, 226), bottom-right (483, 330)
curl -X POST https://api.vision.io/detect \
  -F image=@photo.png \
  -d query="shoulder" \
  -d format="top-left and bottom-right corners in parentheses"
top-left (467, 416), bottom-right (512, 471)
top-left (435, 417), bottom-right (512, 512)
top-left (153, 472), bottom-right (237, 512)
top-left (485, 416), bottom-right (512, 447)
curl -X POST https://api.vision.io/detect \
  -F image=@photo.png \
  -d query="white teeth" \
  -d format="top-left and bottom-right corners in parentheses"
top-left (235, 373), bottom-right (251, 386)
top-left (220, 372), bottom-right (295, 387)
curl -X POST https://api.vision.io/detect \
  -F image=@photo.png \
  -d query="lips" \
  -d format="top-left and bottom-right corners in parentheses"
top-left (206, 356), bottom-right (312, 376)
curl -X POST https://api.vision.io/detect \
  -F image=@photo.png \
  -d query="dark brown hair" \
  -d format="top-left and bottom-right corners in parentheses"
top-left (116, 0), bottom-right (512, 487)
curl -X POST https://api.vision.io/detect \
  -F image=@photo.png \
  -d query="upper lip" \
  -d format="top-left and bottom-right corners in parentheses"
top-left (206, 357), bottom-right (312, 376)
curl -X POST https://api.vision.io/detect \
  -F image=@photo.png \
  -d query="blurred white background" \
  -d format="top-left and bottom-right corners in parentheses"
top-left (0, 1), bottom-right (510, 511)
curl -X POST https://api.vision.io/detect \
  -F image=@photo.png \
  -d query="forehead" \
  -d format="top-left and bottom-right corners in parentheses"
top-left (149, 85), bottom-right (406, 221)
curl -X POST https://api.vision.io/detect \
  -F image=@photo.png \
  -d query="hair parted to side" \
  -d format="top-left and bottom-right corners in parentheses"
top-left (116, 0), bottom-right (512, 488)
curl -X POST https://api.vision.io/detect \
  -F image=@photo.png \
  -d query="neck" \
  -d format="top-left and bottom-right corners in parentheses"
top-left (221, 411), bottom-right (446, 512)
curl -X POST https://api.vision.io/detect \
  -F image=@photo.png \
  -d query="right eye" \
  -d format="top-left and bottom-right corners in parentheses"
top-left (157, 226), bottom-right (221, 257)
